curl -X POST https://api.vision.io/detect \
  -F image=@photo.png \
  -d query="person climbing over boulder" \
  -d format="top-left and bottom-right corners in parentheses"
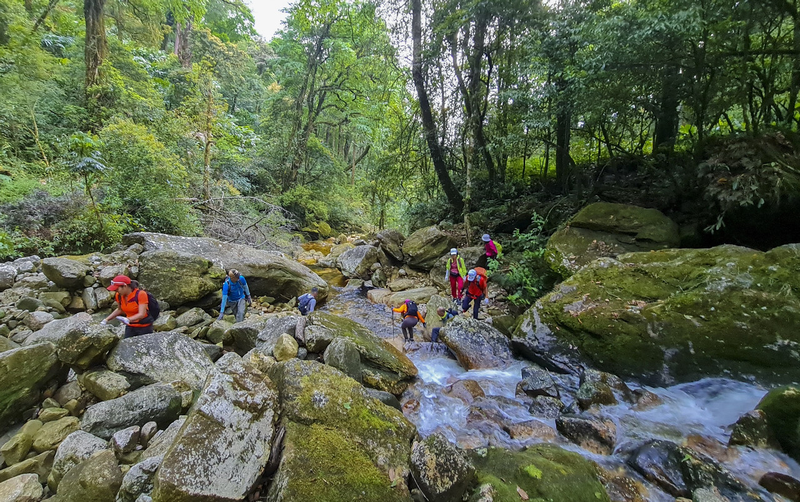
top-left (477, 234), bottom-right (499, 268)
top-left (297, 287), bottom-right (319, 315)
top-left (462, 268), bottom-right (488, 320)
top-left (102, 275), bottom-right (155, 338)
top-left (393, 299), bottom-right (426, 343)
top-left (217, 269), bottom-right (252, 323)
top-left (430, 306), bottom-right (458, 344)
top-left (444, 247), bottom-right (467, 303)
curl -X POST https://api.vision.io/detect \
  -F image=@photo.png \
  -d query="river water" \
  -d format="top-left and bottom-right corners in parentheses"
top-left (319, 285), bottom-right (800, 501)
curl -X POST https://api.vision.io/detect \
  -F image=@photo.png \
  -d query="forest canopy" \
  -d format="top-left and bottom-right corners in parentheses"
top-left (0, 0), bottom-right (798, 258)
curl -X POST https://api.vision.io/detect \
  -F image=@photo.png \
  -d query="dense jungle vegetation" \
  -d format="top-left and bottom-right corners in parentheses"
top-left (1, 0), bottom-right (799, 260)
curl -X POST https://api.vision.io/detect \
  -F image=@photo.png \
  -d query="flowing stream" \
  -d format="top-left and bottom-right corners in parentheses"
top-left (319, 285), bottom-right (800, 501)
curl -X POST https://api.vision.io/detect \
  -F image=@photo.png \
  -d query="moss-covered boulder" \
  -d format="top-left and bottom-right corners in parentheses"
top-left (411, 433), bottom-right (475, 502)
top-left (152, 356), bottom-right (278, 502)
top-left (756, 386), bottom-right (800, 460)
top-left (49, 431), bottom-right (110, 491)
top-left (1, 420), bottom-right (43, 465)
top-left (469, 444), bottom-right (610, 502)
top-left (513, 244), bottom-right (800, 385)
top-left (0, 343), bottom-right (63, 431)
top-left (305, 312), bottom-right (417, 394)
top-left (265, 360), bottom-right (416, 502)
top-left (0, 473), bottom-right (42, 501)
top-left (23, 313), bottom-right (119, 370)
top-left (545, 202), bottom-right (679, 277)
top-left (49, 449), bottom-right (123, 502)
top-left (402, 226), bottom-right (455, 271)
top-left (124, 232), bottom-right (328, 306)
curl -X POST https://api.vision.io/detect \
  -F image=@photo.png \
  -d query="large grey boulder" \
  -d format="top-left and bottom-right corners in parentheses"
top-left (305, 312), bottom-right (417, 394)
top-left (106, 333), bottom-right (215, 391)
top-left (0, 265), bottom-right (16, 291)
top-left (0, 473), bottom-right (43, 502)
top-left (23, 313), bottom-right (119, 370)
top-left (402, 226), bottom-right (455, 270)
top-left (545, 202), bottom-right (679, 277)
top-left (48, 430), bottom-right (109, 491)
top-left (123, 232), bottom-right (328, 307)
top-left (440, 316), bottom-right (514, 370)
top-left (265, 360), bottom-right (416, 501)
top-left (255, 316), bottom-right (299, 355)
top-left (225, 317), bottom-right (270, 354)
top-left (151, 357), bottom-right (278, 502)
top-left (42, 258), bottom-right (89, 289)
top-left (0, 343), bottom-right (63, 430)
top-left (376, 229), bottom-right (405, 262)
top-left (80, 384), bottom-right (182, 439)
top-left (49, 449), bottom-right (122, 502)
top-left (411, 434), bottom-right (475, 502)
top-left (384, 287), bottom-right (439, 308)
top-left (338, 245), bottom-right (380, 279)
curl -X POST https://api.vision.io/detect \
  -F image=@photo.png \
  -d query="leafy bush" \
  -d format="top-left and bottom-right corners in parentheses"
top-left (279, 185), bottom-right (330, 225)
top-left (52, 210), bottom-right (136, 254)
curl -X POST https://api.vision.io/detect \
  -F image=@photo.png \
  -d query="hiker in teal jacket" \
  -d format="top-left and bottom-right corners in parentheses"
top-left (217, 269), bottom-right (252, 323)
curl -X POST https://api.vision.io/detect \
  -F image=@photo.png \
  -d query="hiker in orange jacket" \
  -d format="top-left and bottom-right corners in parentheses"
top-left (393, 299), bottom-right (426, 342)
top-left (462, 269), bottom-right (488, 319)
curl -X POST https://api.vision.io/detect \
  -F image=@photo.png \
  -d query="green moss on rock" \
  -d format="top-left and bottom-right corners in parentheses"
top-left (757, 386), bottom-right (800, 460)
top-left (469, 444), bottom-right (610, 502)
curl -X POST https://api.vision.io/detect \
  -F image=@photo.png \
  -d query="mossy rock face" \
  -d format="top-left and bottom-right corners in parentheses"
top-left (469, 444), bottom-right (610, 502)
top-left (402, 226), bottom-right (455, 271)
top-left (305, 312), bottom-right (417, 394)
top-left (757, 386), bottom-right (800, 460)
top-left (125, 232), bottom-right (328, 306)
top-left (49, 449), bottom-right (123, 502)
top-left (0, 342), bottom-right (63, 431)
top-left (23, 313), bottom-right (120, 371)
top-left (545, 202), bottom-right (679, 277)
top-left (266, 360), bottom-right (416, 502)
top-left (514, 244), bottom-right (800, 385)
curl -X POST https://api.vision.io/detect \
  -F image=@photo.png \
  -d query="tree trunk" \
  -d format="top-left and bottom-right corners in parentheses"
top-left (411, 0), bottom-right (463, 213)
top-left (84, 0), bottom-right (107, 90)
top-left (175, 21), bottom-right (192, 68)
top-left (654, 66), bottom-right (680, 152)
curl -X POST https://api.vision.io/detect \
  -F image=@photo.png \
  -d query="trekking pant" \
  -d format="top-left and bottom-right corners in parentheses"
top-left (449, 274), bottom-right (463, 299)
top-left (462, 295), bottom-right (483, 320)
top-left (431, 327), bottom-right (441, 343)
top-left (125, 324), bottom-right (154, 339)
top-left (401, 316), bottom-right (418, 341)
top-left (230, 298), bottom-right (247, 323)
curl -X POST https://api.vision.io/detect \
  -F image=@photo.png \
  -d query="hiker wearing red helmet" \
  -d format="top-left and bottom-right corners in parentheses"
top-left (101, 275), bottom-right (154, 338)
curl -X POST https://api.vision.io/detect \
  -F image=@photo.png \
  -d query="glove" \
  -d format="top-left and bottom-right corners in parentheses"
top-left (483, 298), bottom-right (489, 305)
top-left (423, 323), bottom-right (427, 328)
top-left (118, 317), bottom-right (130, 325)
top-left (246, 296), bottom-right (252, 306)
top-left (217, 313), bottom-right (224, 321)
top-left (100, 319), bottom-right (107, 325)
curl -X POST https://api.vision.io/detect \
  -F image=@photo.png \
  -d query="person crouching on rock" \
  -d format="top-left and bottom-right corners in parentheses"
top-left (462, 269), bottom-right (488, 320)
top-left (444, 247), bottom-right (467, 302)
top-left (393, 299), bottom-right (426, 343)
top-left (297, 287), bottom-right (318, 315)
top-left (102, 275), bottom-right (154, 338)
top-left (217, 269), bottom-right (252, 323)
top-left (430, 306), bottom-right (458, 344)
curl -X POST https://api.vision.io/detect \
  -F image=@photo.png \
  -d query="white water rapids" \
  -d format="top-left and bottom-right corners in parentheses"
top-left (320, 285), bottom-right (800, 501)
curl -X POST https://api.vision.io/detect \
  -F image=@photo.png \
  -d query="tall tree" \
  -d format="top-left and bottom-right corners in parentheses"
top-left (84, 0), bottom-right (106, 90)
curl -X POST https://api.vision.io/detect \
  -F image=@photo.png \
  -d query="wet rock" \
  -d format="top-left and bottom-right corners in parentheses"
top-left (576, 369), bottom-right (631, 410)
top-left (106, 332), bottom-right (215, 391)
top-left (82, 369), bottom-right (131, 401)
top-left (0, 451), bottom-right (53, 484)
top-left (111, 426), bottom-right (140, 455)
top-left (402, 226), bottom-right (455, 270)
top-left (31, 417), bottom-right (80, 453)
top-left (80, 383), bottom-right (182, 439)
top-left (440, 316), bottom-right (514, 370)
top-left (323, 336), bottom-right (362, 383)
top-left (265, 360), bottom-right (416, 501)
top-left (117, 455), bottom-right (161, 502)
top-left (0, 473), bottom-right (42, 501)
top-left (272, 333), bottom-right (298, 362)
top-left (757, 386), bottom-right (800, 460)
top-left (515, 244), bottom-right (800, 386)
top-left (443, 380), bottom-right (485, 404)
top-left (305, 312), bottom-right (417, 394)
top-left (42, 258), bottom-right (89, 290)
top-left (759, 472), bottom-right (800, 501)
top-left (22, 313), bottom-right (119, 370)
top-left (0, 343), bottom-right (63, 429)
top-left (632, 388), bottom-right (663, 411)
top-left (152, 357), bottom-right (278, 502)
top-left (626, 439), bottom-right (758, 500)
top-left (556, 415), bottom-right (616, 455)
top-left (1, 420), bottom-right (43, 466)
top-left (376, 229), bottom-right (405, 262)
top-left (597, 467), bottom-right (648, 502)
top-left (49, 450), bottom-right (122, 502)
top-left (469, 444), bottom-right (610, 502)
top-left (528, 396), bottom-right (564, 419)
top-left (504, 420), bottom-right (558, 441)
top-left (362, 388), bottom-right (402, 411)
top-left (48, 431), bottom-right (109, 490)
top-left (338, 245), bottom-right (381, 279)
top-left (516, 365), bottom-right (559, 399)
top-left (729, 410), bottom-right (779, 449)
top-left (411, 433), bottom-right (475, 502)
top-left (124, 232), bottom-right (327, 306)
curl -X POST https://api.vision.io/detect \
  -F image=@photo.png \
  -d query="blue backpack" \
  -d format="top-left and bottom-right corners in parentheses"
top-left (298, 293), bottom-right (314, 315)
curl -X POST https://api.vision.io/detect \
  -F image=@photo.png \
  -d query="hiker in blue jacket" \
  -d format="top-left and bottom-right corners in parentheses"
top-left (217, 269), bottom-right (252, 323)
